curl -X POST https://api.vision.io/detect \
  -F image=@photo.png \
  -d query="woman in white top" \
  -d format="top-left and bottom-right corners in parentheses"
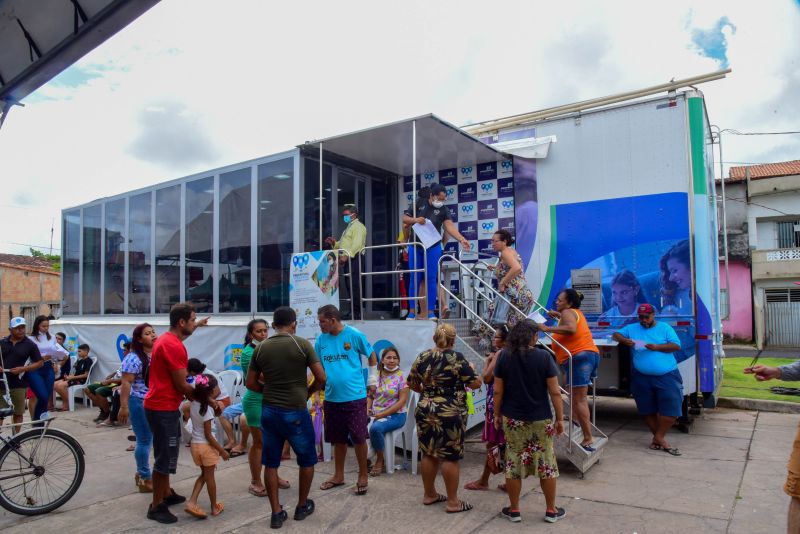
top-left (28, 315), bottom-right (69, 419)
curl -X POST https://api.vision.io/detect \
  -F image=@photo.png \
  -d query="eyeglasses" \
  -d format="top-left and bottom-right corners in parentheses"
top-left (638, 315), bottom-right (653, 319)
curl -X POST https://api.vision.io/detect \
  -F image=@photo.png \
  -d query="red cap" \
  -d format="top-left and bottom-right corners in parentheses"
top-left (637, 303), bottom-right (655, 315)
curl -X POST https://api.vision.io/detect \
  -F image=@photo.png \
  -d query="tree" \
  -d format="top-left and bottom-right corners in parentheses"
top-left (30, 248), bottom-right (61, 272)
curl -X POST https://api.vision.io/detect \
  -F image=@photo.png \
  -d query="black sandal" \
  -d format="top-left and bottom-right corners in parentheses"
top-left (446, 501), bottom-right (473, 514)
top-left (423, 494), bottom-right (447, 505)
top-left (354, 483), bottom-right (368, 496)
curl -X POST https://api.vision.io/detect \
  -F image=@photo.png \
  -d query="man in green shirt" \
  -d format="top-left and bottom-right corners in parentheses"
top-left (246, 306), bottom-right (326, 529)
top-left (325, 204), bottom-right (367, 319)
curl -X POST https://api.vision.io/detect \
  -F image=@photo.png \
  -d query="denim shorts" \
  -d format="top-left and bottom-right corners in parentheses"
top-left (561, 351), bottom-right (600, 388)
top-left (261, 404), bottom-right (318, 469)
top-left (222, 403), bottom-right (243, 421)
top-left (145, 409), bottom-right (181, 475)
top-left (630, 369), bottom-right (684, 417)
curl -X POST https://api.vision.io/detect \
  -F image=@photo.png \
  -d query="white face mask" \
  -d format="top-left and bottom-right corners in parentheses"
top-left (432, 200), bottom-right (444, 208)
top-left (384, 365), bottom-right (399, 372)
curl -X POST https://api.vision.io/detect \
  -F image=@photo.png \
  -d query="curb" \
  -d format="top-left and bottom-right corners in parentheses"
top-left (718, 396), bottom-right (800, 414)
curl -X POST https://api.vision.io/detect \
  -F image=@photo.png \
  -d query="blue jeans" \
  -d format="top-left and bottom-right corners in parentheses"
top-left (28, 363), bottom-right (54, 420)
top-left (369, 412), bottom-right (407, 452)
top-left (561, 351), bottom-right (600, 388)
top-left (408, 243), bottom-right (442, 314)
top-left (261, 405), bottom-right (317, 468)
top-left (128, 396), bottom-right (152, 480)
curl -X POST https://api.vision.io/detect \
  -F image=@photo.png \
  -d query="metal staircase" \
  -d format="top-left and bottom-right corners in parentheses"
top-left (437, 253), bottom-right (608, 476)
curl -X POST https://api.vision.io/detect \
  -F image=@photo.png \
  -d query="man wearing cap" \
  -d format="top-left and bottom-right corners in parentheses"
top-left (325, 204), bottom-right (367, 320)
top-left (612, 303), bottom-right (683, 455)
top-left (0, 317), bottom-right (44, 432)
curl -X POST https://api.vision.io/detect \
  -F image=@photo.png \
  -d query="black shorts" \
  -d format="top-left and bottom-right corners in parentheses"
top-left (145, 409), bottom-right (181, 475)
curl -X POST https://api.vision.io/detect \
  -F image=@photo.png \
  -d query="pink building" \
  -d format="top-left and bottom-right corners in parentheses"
top-left (719, 260), bottom-right (753, 342)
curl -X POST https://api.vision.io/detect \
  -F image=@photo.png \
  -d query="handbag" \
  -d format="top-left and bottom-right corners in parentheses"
top-left (487, 443), bottom-right (506, 475)
top-left (488, 293), bottom-right (511, 325)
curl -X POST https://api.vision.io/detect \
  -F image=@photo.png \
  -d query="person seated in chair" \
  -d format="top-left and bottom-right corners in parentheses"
top-left (54, 344), bottom-right (93, 410)
top-left (85, 367), bottom-right (124, 423)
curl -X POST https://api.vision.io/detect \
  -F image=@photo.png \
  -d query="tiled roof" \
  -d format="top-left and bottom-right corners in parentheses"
top-left (728, 160), bottom-right (800, 182)
top-left (0, 253), bottom-right (58, 273)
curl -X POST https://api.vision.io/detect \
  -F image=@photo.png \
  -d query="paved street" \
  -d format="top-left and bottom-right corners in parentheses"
top-left (0, 398), bottom-right (796, 533)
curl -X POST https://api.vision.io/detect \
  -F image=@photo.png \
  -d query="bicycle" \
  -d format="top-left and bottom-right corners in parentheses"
top-left (0, 349), bottom-right (85, 515)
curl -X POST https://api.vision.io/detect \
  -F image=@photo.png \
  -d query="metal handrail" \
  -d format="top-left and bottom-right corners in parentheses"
top-left (356, 242), bottom-right (427, 317)
top-left (327, 248), bottom-right (355, 321)
top-left (437, 253), bottom-right (586, 452)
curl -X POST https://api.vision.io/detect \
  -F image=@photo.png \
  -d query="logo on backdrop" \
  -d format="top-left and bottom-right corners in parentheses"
top-left (65, 336), bottom-right (78, 357)
top-left (459, 202), bottom-right (477, 222)
top-left (422, 171), bottom-right (437, 185)
top-left (446, 187), bottom-right (456, 202)
top-left (479, 220), bottom-right (498, 239)
top-left (459, 222), bottom-right (478, 241)
top-left (499, 159), bottom-right (514, 178)
top-left (498, 177), bottom-right (514, 197)
top-left (477, 162), bottom-right (497, 181)
top-left (499, 218), bottom-right (515, 232)
top-left (501, 160), bottom-right (513, 170)
top-left (439, 168), bottom-right (457, 185)
top-left (458, 183), bottom-right (477, 203)
top-left (116, 334), bottom-right (131, 361)
top-left (224, 343), bottom-right (244, 371)
top-left (458, 166), bottom-right (475, 183)
top-left (446, 204), bottom-right (459, 223)
top-left (499, 199), bottom-right (515, 217)
top-left (478, 181), bottom-right (497, 200)
top-left (478, 200), bottom-right (497, 219)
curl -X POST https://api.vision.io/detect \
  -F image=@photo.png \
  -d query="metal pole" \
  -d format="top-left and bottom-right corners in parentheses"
top-left (713, 126), bottom-right (731, 318)
top-left (412, 120), bottom-right (417, 219)
top-left (319, 142), bottom-right (324, 251)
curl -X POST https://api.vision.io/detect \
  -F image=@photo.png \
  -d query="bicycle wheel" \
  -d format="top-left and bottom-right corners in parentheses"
top-left (0, 428), bottom-right (85, 515)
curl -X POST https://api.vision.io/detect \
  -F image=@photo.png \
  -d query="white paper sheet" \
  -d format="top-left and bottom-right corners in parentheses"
top-left (633, 339), bottom-right (647, 350)
top-left (412, 220), bottom-right (442, 249)
top-left (528, 311), bottom-right (547, 324)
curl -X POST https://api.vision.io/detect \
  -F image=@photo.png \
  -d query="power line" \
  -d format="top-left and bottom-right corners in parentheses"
top-left (724, 130), bottom-right (800, 136)
top-left (2, 242), bottom-right (62, 252)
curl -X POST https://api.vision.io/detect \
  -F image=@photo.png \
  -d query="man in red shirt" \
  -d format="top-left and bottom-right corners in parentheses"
top-left (144, 302), bottom-right (208, 524)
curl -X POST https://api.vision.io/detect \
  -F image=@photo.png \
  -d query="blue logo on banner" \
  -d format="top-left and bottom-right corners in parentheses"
top-left (480, 183), bottom-right (494, 191)
top-left (292, 254), bottom-right (310, 267)
top-left (460, 166), bottom-right (473, 175)
top-left (224, 343), bottom-right (244, 371)
top-left (116, 333), bottom-right (131, 361)
top-left (481, 222), bottom-right (495, 231)
top-left (461, 204), bottom-right (474, 213)
top-left (423, 171), bottom-right (436, 183)
top-left (446, 187), bottom-right (455, 198)
top-left (502, 200), bottom-right (514, 209)
top-left (406, 193), bottom-right (414, 203)
top-left (501, 160), bottom-right (513, 170)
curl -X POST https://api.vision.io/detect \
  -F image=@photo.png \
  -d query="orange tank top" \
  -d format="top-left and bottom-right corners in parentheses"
top-left (551, 309), bottom-right (599, 364)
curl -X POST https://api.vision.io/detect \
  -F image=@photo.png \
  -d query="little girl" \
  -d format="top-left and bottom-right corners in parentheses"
top-left (185, 374), bottom-right (229, 519)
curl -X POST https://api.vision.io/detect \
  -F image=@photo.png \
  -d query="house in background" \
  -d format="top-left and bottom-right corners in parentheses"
top-left (716, 174), bottom-right (753, 343)
top-left (0, 253), bottom-right (61, 325)
top-left (726, 160), bottom-right (800, 348)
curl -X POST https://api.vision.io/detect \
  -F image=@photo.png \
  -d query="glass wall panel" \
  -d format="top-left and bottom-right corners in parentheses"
top-left (128, 192), bottom-right (152, 314)
top-left (62, 210), bottom-right (81, 315)
top-left (185, 177), bottom-right (214, 312)
top-left (370, 180), bottom-right (394, 311)
top-left (155, 185), bottom-right (181, 313)
top-left (104, 199), bottom-right (126, 313)
top-left (303, 159), bottom-right (332, 252)
top-left (219, 168), bottom-right (251, 312)
top-left (81, 205), bottom-right (102, 314)
top-left (257, 159), bottom-right (294, 312)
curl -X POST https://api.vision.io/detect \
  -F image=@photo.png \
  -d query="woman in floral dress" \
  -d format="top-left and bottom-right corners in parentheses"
top-left (407, 323), bottom-right (482, 513)
top-left (475, 230), bottom-right (534, 344)
top-left (492, 320), bottom-right (566, 524)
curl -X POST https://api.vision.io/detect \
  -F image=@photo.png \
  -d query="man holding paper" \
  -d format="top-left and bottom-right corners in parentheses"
top-left (402, 183), bottom-right (470, 320)
top-left (612, 303), bottom-right (682, 456)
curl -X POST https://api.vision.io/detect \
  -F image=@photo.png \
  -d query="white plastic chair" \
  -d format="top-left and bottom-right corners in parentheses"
top-left (210, 369), bottom-right (240, 446)
top-left (68, 357), bottom-right (97, 411)
top-left (367, 391), bottom-right (418, 474)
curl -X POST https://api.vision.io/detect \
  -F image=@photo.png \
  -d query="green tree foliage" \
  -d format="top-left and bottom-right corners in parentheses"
top-left (30, 248), bottom-right (61, 272)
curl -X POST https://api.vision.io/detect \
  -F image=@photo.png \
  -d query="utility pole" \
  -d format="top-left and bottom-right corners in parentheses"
top-left (49, 218), bottom-right (54, 256)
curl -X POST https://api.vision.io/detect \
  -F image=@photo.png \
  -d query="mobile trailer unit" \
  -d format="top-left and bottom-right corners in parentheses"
top-left (474, 89), bottom-right (724, 409)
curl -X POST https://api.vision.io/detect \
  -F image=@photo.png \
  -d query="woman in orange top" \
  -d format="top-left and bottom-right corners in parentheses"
top-left (540, 289), bottom-right (599, 450)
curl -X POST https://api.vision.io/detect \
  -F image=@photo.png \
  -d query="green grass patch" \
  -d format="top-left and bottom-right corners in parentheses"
top-left (721, 357), bottom-right (800, 403)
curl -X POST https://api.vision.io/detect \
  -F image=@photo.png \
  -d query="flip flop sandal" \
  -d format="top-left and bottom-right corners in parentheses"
top-left (229, 450), bottom-right (245, 458)
top-left (184, 504), bottom-right (208, 519)
top-left (211, 502), bottom-right (224, 516)
top-left (423, 494), bottom-right (448, 505)
top-left (319, 480), bottom-right (345, 491)
top-left (662, 447), bottom-right (682, 456)
top-left (446, 501), bottom-right (474, 514)
top-left (248, 485), bottom-right (268, 497)
top-left (463, 481), bottom-right (489, 491)
top-left (649, 443), bottom-right (663, 451)
top-left (354, 483), bottom-right (368, 496)
top-left (126, 445), bottom-right (135, 452)
top-left (369, 465), bottom-right (383, 477)
top-left (581, 444), bottom-right (597, 452)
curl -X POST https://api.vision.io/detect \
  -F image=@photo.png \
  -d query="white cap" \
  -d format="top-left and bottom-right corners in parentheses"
top-left (9, 317), bottom-right (26, 329)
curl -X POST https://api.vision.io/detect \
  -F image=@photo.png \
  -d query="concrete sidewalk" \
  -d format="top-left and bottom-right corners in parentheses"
top-left (0, 398), bottom-right (795, 533)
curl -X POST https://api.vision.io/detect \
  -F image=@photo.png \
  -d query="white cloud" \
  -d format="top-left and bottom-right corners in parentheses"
top-left (0, 0), bottom-right (798, 254)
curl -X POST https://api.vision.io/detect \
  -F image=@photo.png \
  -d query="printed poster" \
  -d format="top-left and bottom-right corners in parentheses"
top-left (290, 251), bottom-right (341, 339)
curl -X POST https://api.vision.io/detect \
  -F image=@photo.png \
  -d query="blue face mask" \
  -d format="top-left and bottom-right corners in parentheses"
top-left (343, 215), bottom-right (351, 224)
